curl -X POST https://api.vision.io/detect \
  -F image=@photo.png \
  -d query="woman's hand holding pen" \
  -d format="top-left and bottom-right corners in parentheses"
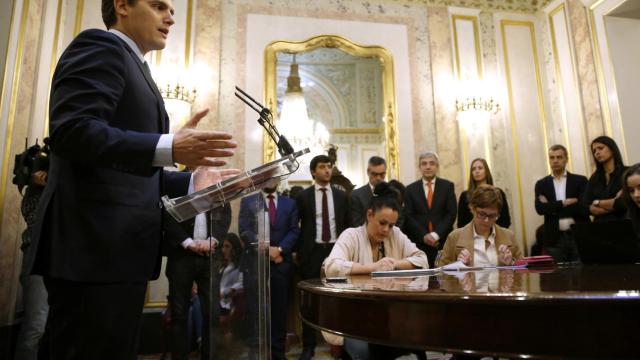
top-left (373, 258), bottom-right (395, 272)
top-left (457, 249), bottom-right (471, 265)
top-left (498, 244), bottom-right (513, 265)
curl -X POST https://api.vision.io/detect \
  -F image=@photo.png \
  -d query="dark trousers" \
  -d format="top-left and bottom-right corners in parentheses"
top-left (544, 230), bottom-right (580, 263)
top-left (270, 260), bottom-right (291, 360)
top-left (166, 254), bottom-right (213, 360)
top-left (43, 278), bottom-right (147, 360)
top-left (300, 243), bottom-right (333, 351)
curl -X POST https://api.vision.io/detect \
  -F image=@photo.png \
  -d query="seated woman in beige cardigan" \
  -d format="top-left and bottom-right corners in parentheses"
top-left (438, 184), bottom-right (523, 267)
top-left (324, 183), bottom-right (428, 277)
top-left (323, 182), bottom-right (428, 360)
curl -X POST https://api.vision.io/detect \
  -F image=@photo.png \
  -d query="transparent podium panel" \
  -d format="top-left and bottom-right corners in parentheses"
top-left (203, 195), bottom-right (271, 360)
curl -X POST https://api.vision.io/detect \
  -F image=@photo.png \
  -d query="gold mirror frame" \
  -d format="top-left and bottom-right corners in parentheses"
top-left (263, 35), bottom-right (400, 180)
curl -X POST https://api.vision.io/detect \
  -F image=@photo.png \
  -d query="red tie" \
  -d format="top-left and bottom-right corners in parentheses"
top-left (426, 180), bottom-right (433, 232)
top-left (267, 194), bottom-right (276, 227)
top-left (320, 188), bottom-right (330, 242)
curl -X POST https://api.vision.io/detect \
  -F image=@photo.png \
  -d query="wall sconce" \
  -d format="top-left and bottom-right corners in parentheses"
top-left (454, 78), bottom-right (500, 114)
top-left (455, 96), bottom-right (500, 114)
top-left (152, 64), bottom-right (198, 134)
top-left (159, 83), bottom-right (197, 104)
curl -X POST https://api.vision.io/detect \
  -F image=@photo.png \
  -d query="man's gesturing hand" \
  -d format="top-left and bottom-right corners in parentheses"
top-left (172, 109), bottom-right (237, 167)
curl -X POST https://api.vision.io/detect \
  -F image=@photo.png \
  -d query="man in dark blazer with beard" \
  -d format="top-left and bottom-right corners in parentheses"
top-left (535, 144), bottom-right (589, 262)
top-left (403, 151), bottom-right (457, 267)
top-left (24, 1), bottom-right (237, 358)
top-left (295, 155), bottom-right (350, 360)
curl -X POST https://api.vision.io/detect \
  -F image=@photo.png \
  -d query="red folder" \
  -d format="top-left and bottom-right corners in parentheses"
top-left (514, 255), bottom-right (556, 268)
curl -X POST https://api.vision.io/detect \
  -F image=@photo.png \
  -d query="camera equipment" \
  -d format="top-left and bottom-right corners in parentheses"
top-left (12, 138), bottom-right (50, 194)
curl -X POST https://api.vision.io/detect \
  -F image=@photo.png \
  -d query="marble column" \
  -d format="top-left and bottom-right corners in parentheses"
top-left (427, 6), bottom-right (463, 191)
top-left (567, 0), bottom-right (605, 150)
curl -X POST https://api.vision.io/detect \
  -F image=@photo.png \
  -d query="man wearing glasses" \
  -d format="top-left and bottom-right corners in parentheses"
top-left (350, 156), bottom-right (387, 227)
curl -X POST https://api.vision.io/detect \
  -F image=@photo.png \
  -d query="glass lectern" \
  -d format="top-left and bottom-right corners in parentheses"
top-left (162, 149), bottom-right (308, 360)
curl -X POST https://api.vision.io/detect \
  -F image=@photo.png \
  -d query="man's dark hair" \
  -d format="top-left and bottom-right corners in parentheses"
top-left (369, 182), bottom-right (400, 214)
top-left (102, 0), bottom-right (137, 29)
top-left (368, 156), bottom-right (386, 168)
top-left (549, 144), bottom-right (568, 157)
top-left (310, 155), bottom-right (333, 173)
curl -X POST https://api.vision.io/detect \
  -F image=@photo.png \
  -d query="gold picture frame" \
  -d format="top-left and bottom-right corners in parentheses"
top-left (263, 35), bottom-right (400, 180)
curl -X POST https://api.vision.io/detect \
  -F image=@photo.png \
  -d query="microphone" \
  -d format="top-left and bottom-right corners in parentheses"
top-left (235, 86), bottom-right (295, 157)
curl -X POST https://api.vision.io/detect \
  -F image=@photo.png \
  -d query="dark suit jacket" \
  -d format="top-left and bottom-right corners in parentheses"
top-left (295, 185), bottom-right (350, 278)
top-left (350, 184), bottom-right (373, 227)
top-left (162, 204), bottom-right (232, 258)
top-left (27, 29), bottom-right (190, 283)
top-left (403, 177), bottom-right (457, 260)
top-left (238, 193), bottom-right (300, 260)
top-left (535, 172), bottom-right (589, 245)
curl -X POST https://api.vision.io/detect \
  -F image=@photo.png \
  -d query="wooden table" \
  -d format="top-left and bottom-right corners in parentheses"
top-left (298, 265), bottom-right (640, 358)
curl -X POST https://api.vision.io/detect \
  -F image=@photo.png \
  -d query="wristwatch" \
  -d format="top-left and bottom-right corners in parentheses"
top-left (277, 246), bottom-right (283, 254)
top-left (593, 199), bottom-right (601, 207)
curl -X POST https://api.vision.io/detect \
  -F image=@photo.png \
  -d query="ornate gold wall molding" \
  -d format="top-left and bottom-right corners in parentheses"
top-left (500, 19), bottom-right (551, 254)
top-left (0, 0), bottom-right (30, 238)
top-left (264, 35), bottom-right (400, 180)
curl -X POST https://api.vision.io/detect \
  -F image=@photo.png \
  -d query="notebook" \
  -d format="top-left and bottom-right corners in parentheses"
top-left (571, 219), bottom-right (639, 264)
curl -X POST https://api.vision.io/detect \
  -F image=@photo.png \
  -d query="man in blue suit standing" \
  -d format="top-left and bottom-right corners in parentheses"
top-left (24, 1), bottom-right (238, 359)
top-left (239, 182), bottom-right (300, 360)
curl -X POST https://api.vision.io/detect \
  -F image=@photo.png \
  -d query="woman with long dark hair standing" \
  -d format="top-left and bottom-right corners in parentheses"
top-left (457, 158), bottom-right (511, 229)
top-left (583, 136), bottom-right (628, 222)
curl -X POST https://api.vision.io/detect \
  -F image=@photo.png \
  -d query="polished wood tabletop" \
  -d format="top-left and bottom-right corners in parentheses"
top-left (298, 265), bottom-right (640, 358)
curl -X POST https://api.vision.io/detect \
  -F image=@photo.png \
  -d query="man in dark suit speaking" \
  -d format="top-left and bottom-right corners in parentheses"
top-left (403, 152), bottom-right (457, 267)
top-left (25, 1), bottom-right (238, 359)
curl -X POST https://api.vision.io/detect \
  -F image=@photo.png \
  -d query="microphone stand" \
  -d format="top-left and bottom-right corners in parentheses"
top-left (234, 86), bottom-right (294, 157)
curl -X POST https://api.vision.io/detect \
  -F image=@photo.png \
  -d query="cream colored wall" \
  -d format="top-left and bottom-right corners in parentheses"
top-left (0, 1), bottom-right (14, 89)
top-left (1, 0), bottom-right (634, 326)
top-left (604, 16), bottom-right (640, 164)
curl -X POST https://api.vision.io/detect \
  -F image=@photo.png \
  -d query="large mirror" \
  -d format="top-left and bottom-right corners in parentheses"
top-left (264, 35), bottom-right (400, 186)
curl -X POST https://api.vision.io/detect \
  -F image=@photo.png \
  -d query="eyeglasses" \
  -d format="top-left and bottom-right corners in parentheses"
top-left (476, 210), bottom-right (500, 221)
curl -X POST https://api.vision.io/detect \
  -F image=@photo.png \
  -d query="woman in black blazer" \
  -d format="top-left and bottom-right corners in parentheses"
top-left (583, 136), bottom-right (628, 222)
top-left (457, 158), bottom-right (511, 229)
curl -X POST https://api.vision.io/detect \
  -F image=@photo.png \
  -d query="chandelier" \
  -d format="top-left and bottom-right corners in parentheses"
top-left (277, 55), bottom-right (329, 155)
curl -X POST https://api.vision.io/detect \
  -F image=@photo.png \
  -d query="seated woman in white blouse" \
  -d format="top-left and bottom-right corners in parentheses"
top-left (438, 184), bottom-right (522, 267)
top-left (323, 182), bottom-right (428, 360)
top-left (324, 183), bottom-right (428, 277)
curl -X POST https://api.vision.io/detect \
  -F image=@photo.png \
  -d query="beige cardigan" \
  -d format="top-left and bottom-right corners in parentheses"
top-left (437, 222), bottom-right (523, 267)
top-left (323, 225), bottom-right (428, 277)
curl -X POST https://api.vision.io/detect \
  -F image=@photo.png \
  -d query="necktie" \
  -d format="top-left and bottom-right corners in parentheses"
top-left (142, 61), bottom-right (153, 78)
top-left (267, 194), bottom-right (276, 227)
top-left (320, 188), bottom-right (330, 242)
top-left (427, 180), bottom-right (433, 232)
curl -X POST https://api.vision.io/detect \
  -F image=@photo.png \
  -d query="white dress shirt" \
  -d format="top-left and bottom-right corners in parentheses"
top-left (472, 224), bottom-right (498, 267)
top-left (552, 171), bottom-right (575, 231)
top-left (314, 184), bottom-right (337, 243)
